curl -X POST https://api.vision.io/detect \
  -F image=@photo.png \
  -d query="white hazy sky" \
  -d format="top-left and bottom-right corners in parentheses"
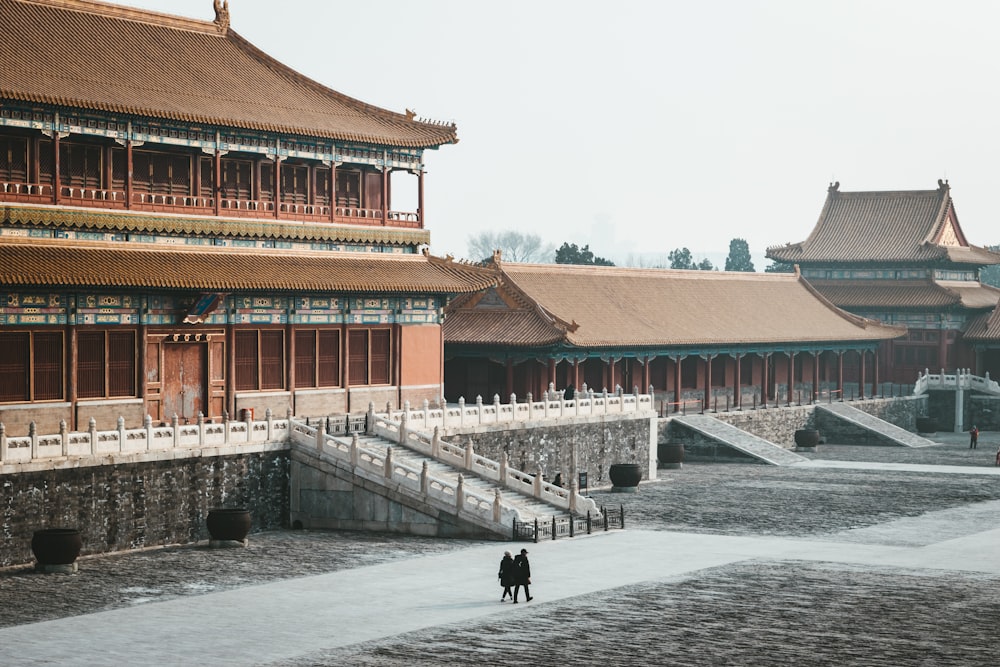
top-left (125, 0), bottom-right (1000, 268)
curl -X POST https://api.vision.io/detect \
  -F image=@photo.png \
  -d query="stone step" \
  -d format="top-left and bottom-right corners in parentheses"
top-left (817, 404), bottom-right (936, 448)
top-left (674, 414), bottom-right (808, 466)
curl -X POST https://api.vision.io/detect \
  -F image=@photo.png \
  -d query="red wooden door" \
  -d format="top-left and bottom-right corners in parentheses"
top-left (162, 342), bottom-right (206, 423)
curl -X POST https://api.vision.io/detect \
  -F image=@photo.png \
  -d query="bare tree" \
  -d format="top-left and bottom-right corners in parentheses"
top-left (467, 231), bottom-right (553, 263)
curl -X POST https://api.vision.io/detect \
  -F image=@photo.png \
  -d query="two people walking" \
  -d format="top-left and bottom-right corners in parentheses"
top-left (498, 548), bottom-right (532, 603)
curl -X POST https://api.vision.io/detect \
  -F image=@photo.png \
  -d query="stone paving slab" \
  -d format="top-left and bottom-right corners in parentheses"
top-left (3, 443), bottom-right (1000, 665)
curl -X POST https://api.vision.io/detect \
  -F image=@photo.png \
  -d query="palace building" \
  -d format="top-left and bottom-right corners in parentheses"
top-left (0, 0), bottom-right (495, 434)
top-left (443, 255), bottom-right (904, 412)
top-left (767, 181), bottom-right (1000, 384)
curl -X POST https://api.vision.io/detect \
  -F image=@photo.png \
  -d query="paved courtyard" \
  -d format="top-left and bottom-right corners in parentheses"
top-left (1, 430), bottom-right (999, 665)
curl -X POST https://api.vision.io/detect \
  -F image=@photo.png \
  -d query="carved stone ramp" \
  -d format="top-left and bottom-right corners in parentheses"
top-left (673, 414), bottom-right (808, 466)
top-left (816, 403), bottom-right (936, 448)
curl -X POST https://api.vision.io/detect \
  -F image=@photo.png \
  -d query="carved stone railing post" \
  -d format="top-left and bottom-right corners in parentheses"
top-left (384, 446), bottom-right (393, 479)
top-left (117, 416), bottom-right (126, 452)
top-left (350, 432), bottom-right (359, 466)
top-left (399, 410), bottom-right (408, 446)
top-left (465, 440), bottom-right (474, 470)
top-left (0, 422), bottom-right (6, 461)
top-left (533, 466), bottom-right (543, 498)
top-left (316, 419), bottom-right (325, 451)
top-left (60, 419), bottom-right (69, 456)
top-left (458, 396), bottom-right (466, 427)
top-left (602, 389), bottom-right (609, 414)
top-left (500, 451), bottom-right (508, 485)
top-left (144, 415), bottom-right (152, 451)
top-left (88, 418), bottom-right (97, 455)
top-left (527, 392), bottom-right (533, 419)
top-left (570, 475), bottom-right (579, 513)
top-left (266, 408), bottom-right (273, 441)
top-left (476, 395), bottom-right (483, 424)
top-left (432, 426), bottom-right (441, 458)
top-left (493, 488), bottom-right (502, 523)
top-left (509, 394), bottom-right (517, 422)
top-left (223, 410), bottom-right (230, 444)
top-left (198, 412), bottom-right (205, 447)
top-left (422, 399), bottom-right (430, 428)
top-left (456, 474), bottom-right (465, 511)
top-left (421, 460), bottom-right (429, 494)
top-left (243, 408), bottom-right (253, 441)
top-left (171, 414), bottom-right (180, 447)
top-left (493, 394), bottom-right (501, 423)
top-left (29, 421), bottom-right (38, 459)
top-left (543, 393), bottom-right (550, 418)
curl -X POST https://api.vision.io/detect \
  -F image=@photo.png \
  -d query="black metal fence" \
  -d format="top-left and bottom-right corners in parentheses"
top-left (513, 504), bottom-right (625, 542)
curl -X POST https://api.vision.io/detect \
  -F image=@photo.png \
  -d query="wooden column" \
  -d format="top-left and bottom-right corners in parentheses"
top-left (274, 157), bottom-right (282, 219)
top-left (287, 322), bottom-right (295, 416)
top-left (505, 359), bottom-right (514, 399)
top-left (872, 348), bottom-right (880, 397)
top-left (213, 149), bottom-right (221, 216)
top-left (813, 352), bottom-right (820, 402)
top-left (417, 169), bottom-right (425, 228)
top-left (734, 353), bottom-right (742, 410)
top-left (673, 355), bottom-right (682, 413)
top-left (572, 358), bottom-right (580, 390)
top-left (858, 351), bottom-right (866, 399)
top-left (703, 355), bottom-right (712, 411)
top-left (343, 325), bottom-right (351, 411)
top-left (787, 352), bottom-right (795, 406)
top-left (641, 357), bottom-right (650, 395)
top-left (548, 358), bottom-right (556, 391)
top-left (329, 163), bottom-right (337, 222)
top-left (53, 132), bottom-right (61, 204)
top-left (761, 353), bottom-right (769, 408)
top-left (381, 167), bottom-right (388, 225)
top-left (68, 324), bottom-right (77, 430)
top-left (837, 351), bottom-right (844, 400)
top-left (226, 324), bottom-right (236, 418)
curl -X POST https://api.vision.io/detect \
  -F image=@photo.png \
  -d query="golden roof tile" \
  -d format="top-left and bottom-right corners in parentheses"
top-left (1, 0), bottom-right (457, 148)
top-left (0, 237), bottom-right (496, 293)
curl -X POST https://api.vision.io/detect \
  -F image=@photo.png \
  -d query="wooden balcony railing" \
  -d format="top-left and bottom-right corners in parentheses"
top-left (1, 180), bottom-right (423, 229)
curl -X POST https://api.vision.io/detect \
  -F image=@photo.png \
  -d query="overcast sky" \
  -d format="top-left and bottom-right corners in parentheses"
top-left (126, 0), bottom-right (1000, 268)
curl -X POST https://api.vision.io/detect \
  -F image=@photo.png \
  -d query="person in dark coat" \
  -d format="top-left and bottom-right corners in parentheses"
top-left (970, 424), bottom-right (979, 449)
top-left (513, 548), bottom-right (532, 603)
top-left (498, 550), bottom-right (516, 601)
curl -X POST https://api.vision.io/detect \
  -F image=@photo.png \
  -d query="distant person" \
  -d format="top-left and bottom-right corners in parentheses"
top-left (498, 550), bottom-right (516, 602)
top-left (513, 548), bottom-right (532, 603)
top-left (564, 384), bottom-right (575, 400)
top-left (970, 424), bottom-right (979, 449)
top-left (553, 472), bottom-right (563, 488)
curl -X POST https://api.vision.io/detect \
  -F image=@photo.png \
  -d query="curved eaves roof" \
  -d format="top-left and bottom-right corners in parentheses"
top-left (493, 263), bottom-right (902, 348)
top-left (0, 238), bottom-right (496, 293)
top-left (0, 0), bottom-right (457, 148)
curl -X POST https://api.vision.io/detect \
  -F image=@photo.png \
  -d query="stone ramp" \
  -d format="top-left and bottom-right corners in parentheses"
top-left (817, 403), bottom-right (936, 448)
top-left (673, 414), bottom-right (808, 465)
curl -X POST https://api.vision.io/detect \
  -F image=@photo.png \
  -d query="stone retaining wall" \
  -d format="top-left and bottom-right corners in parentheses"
top-left (0, 451), bottom-right (289, 568)
top-left (442, 413), bottom-right (657, 489)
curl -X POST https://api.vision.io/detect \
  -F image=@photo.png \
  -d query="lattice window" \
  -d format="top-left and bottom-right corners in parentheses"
top-left (235, 329), bottom-right (284, 391)
top-left (347, 328), bottom-right (391, 386)
top-left (220, 158), bottom-right (252, 200)
top-left (336, 170), bottom-right (361, 207)
top-left (60, 142), bottom-right (102, 189)
top-left (77, 330), bottom-right (136, 399)
top-left (200, 158), bottom-right (214, 198)
top-left (0, 136), bottom-right (28, 182)
top-left (318, 330), bottom-right (340, 387)
top-left (0, 332), bottom-right (29, 402)
top-left (111, 148), bottom-right (126, 191)
top-left (315, 167), bottom-right (331, 206)
top-left (260, 162), bottom-right (274, 202)
top-left (294, 330), bottom-right (317, 388)
top-left (293, 329), bottom-right (341, 388)
top-left (33, 331), bottom-right (64, 400)
top-left (281, 164), bottom-right (309, 204)
top-left (38, 139), bottom-right (53, 185)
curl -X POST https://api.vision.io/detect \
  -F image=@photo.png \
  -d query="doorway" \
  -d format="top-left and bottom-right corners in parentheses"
top-left (161, 342), bottom-right (207, 423)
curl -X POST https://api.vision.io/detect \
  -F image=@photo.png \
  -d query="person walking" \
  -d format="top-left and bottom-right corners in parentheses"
top-left (498, 550), bottom-right (516, 602)
top-left (970, 424), bottom-right (979, 449)
top-left (513, 548), bottom-right (532, 603)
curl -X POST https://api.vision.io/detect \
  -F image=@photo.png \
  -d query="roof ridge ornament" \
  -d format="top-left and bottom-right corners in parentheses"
top-left (213, 0), bottom-right (230, 33)
top-left (828, 181), bottom-right (840, 192)
top-left (938, 178), bottom-right (950, 192)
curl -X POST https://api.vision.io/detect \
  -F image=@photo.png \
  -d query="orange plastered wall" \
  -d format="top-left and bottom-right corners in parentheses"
top-left (399, 324), bottom-right (442, 386)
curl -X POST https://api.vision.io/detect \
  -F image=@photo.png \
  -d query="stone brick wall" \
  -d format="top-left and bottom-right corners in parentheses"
top-left (442, 414), bottom-right (657, 489)
top-left (0, 451), bottom-right (289, 567)
top-left (0, 403), bottom-right (73, 438)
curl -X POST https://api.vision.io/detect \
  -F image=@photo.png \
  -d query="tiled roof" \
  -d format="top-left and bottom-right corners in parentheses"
top-left (443, 310), bottom-right (564, 347)
top-left (0, 0), bottom-right (457, 148)
top-left (0, 237), bottom-right (496, 293)
top-left (963, 310), bottom-right (1000, 341)
top-left (807, 279), bottom-right (1000, 310)
top-left (2, 204), bottom-right (431, 247)
top-left (766, 182), bottom-right (1000, 266)
top-left (445, 262), bottom-right (903, 349)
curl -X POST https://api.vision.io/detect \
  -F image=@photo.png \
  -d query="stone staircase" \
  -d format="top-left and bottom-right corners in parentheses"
top-left (816, 403), bottom-right (936, 448)
top-left (673, 414), bottom-right (808, 465)
top-left (357, 431), bottom-right (568, 525)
